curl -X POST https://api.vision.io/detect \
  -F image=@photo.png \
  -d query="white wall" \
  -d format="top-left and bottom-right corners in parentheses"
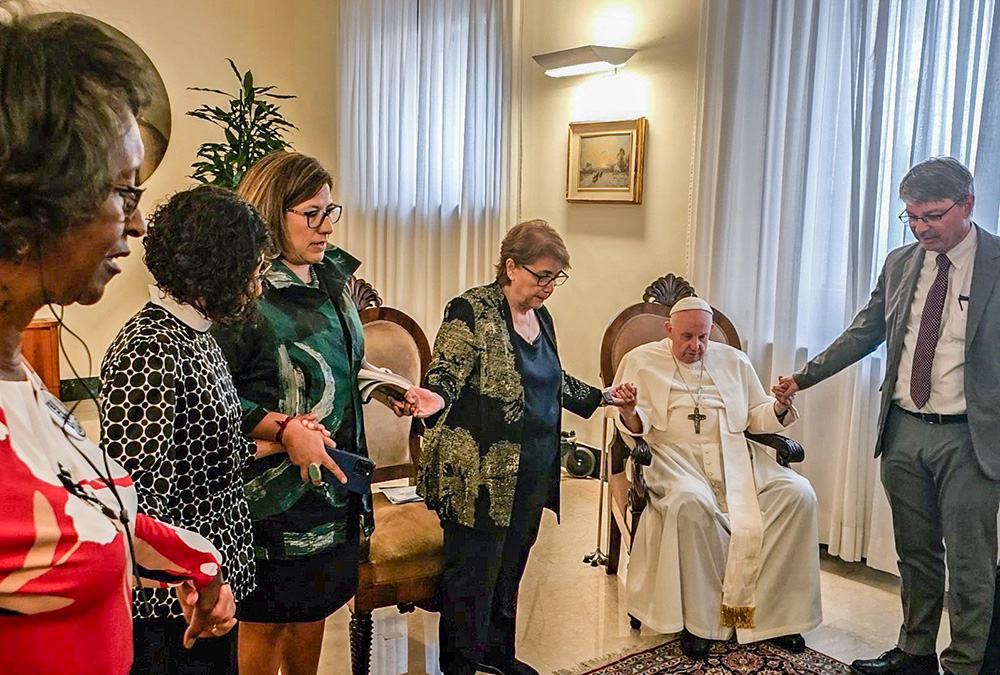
top-left (32, 0), bottom-right (339, 380)
top-left (519, 0), bottom-right (702, 445)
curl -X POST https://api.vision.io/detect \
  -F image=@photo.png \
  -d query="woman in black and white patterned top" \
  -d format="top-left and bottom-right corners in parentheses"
top-left (100, 186), bottom-right (270, 675)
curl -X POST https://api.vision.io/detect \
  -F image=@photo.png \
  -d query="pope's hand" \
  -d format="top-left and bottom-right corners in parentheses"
top-left (772, 375), bottom-right (799, 404)
top-left (606, 382), bottom-right (638, 410)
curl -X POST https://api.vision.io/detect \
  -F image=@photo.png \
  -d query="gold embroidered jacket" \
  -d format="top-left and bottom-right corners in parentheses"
top-left (417, 282), bottom-right (603, 529)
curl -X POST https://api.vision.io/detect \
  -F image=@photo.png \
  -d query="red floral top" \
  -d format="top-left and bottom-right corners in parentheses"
top-left (0, 368), bottom-right (222, 674)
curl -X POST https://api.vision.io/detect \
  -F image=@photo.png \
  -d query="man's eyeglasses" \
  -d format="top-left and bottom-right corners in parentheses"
top-left (286, 204), bottom-right (343, 230)
top-left (898, 200), bottom-right (961, 225)
top-left (115, 185), bottom-right (144, 219)
top-left (522, 265), bottom-right (569, 287)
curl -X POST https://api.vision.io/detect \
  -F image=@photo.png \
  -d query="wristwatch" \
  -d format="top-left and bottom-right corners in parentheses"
top-left (600, 389), bottom-right (615, 407)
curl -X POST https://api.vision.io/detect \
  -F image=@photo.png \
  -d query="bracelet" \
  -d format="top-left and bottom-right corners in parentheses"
top-left (274, 415), bottom-right (294, 444)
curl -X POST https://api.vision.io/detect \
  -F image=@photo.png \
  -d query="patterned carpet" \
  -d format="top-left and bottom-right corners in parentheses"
top-left (554, 638), bottom-right (851, 675)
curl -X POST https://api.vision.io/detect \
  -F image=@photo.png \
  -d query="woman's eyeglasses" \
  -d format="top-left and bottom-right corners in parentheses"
top-left (521, 265), bottom-right (569, 287)
top-left (286, 204), bottom-right (343, 230)
top-left (115, 185), bottom-right (144, 219)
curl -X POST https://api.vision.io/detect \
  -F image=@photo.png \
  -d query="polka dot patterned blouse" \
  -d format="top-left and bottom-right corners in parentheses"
top-left (100, 299), bottom-right (257, 619)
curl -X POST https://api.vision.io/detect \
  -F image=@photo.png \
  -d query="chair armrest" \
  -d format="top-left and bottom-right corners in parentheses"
top-left (359, 515), bottom-right (372, 563)
top-left (745, 432), bottom-right (804, 467)
top-left (631, 437), bottom-right (652, 467)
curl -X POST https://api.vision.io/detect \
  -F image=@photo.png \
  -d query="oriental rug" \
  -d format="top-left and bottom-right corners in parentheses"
top-left (553, 638), bottom-right (850, 674)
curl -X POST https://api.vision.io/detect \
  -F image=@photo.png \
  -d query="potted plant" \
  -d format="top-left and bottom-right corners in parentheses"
top-left (187, 59), bottom-right (297, 188)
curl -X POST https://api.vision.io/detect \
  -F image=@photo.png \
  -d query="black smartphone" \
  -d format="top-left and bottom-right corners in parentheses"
top-left (322, 447), bottom-right (376, 494)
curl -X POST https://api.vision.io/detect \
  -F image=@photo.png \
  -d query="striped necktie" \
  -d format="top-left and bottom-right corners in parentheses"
top-left (910, 253), bottom-right (951, 409)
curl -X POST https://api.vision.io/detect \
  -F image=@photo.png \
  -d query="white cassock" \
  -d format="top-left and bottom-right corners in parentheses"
top-left (614, 338), bottom-right (822, 643)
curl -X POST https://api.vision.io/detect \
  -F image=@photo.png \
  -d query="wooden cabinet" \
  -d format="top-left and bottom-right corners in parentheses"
top-left (22, 318), bottom-right (60, 393)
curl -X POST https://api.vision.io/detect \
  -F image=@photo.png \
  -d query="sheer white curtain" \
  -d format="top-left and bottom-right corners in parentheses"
top-left (336, 0), bottom-right (520, 334)
top-left (691, 0), bottom-right (1000, 571)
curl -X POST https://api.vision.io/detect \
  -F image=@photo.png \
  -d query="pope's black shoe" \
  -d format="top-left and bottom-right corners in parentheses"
top-left (849, 647), bottom-right (939, 675)
top-left (679, 629), bottom-right (712, 660)
top-left (769, 633), bottom-right (806, 653)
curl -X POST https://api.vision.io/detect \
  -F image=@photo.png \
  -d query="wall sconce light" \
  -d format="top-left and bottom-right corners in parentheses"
top-left (532, 45), bottom-right (637, 78)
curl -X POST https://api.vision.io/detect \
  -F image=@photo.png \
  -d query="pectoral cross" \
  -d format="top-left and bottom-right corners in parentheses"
top-left (688, 407), bottom-right (707, 434)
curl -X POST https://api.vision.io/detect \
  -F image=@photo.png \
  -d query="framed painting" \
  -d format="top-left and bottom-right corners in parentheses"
top-left (566, 117), bottom-right (646, 203)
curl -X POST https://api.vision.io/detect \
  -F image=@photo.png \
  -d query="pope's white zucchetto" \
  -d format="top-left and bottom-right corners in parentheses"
top-left (669, 296), bottom-right (714, 316)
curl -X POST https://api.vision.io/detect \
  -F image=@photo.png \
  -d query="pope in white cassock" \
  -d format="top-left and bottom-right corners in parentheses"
top-left (613, 297), bottom-right (822, 660)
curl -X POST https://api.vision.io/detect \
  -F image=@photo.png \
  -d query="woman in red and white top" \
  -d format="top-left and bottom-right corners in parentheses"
top-left (0, 9), bottom-right (235, 674)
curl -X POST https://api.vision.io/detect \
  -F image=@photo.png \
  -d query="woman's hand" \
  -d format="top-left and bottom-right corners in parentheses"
top-left (176, 575), bottom-right (236, 648)
top-left (391, 386), bottom-right (445, 418)
top-left (281, 415), bottom-right (348, 485)
top-left (605, 382), bottom-right (638, 410)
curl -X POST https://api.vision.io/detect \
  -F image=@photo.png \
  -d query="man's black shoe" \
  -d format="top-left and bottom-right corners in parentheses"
top-left (679, 629), bottom-right (712, 660)
top-left (769, 633), bottom-right (806, 653)
top-left (849, 647), bottom-right (938, 675)
top-left (476, 657), bottom-right (539, 675)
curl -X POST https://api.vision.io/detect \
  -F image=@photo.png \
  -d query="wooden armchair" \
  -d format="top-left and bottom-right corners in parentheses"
top-left (601, 274), bottom-right (804, 580)
top-left (346, 277), bottom-right (442, 675)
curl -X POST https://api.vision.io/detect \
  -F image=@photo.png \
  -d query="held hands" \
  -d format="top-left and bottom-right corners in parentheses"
top-left (281, 413), bottom-right (348, 486)
top-left (176, 574), bottom-right (236, 649)
top-left (611, 383), bottom-right (643, 434)
top-left (771, 375), bottom-right (799, 414)
top-left (390, 386), bottom-right (446, 419)
top-left (605, 382), bottom-right (638, 409)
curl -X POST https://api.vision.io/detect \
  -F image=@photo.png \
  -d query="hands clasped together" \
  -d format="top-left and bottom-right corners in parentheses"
top-left (771, 375), bottom-right (799, 415)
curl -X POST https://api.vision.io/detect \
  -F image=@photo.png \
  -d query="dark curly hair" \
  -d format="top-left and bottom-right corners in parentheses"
top-left (143, 186), bottom-right (270, 324)
top-left (0, 6), bottom-right (152, 261)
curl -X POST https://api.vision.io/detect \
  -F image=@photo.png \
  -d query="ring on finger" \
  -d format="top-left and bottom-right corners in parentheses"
top-left (308, 462), bottom-right (323, 485)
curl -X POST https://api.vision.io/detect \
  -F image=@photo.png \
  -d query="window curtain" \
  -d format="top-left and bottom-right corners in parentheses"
top-left (690, 0), bottom-right (1000, 572)
top-left (336, 0), bottom-right (520, 335)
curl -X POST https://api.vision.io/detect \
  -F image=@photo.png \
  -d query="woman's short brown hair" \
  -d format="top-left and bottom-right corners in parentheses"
top-left (495, 219), bottom-right (571, 285)
top-left (236, 151), bottom-right (332, 258)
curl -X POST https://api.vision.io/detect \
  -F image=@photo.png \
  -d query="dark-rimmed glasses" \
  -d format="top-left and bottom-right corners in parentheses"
top-left (522, 265), bottom-right (569, 287)
top-left (286, 204), bottom-right (343, 229)
top-left (115, 185), bottom-right (144, 219)
top-left (898, 200), bottom-right (961, 225)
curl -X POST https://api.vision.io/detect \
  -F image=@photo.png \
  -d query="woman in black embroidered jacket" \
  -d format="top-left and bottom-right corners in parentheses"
top-left (413, 220), bottom-right (636, 675)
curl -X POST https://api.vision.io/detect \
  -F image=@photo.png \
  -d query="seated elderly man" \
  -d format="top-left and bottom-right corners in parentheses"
top-left (614, 297), bottom-right (822, 659)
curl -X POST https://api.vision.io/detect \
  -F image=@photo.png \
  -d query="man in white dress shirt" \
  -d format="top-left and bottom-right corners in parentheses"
top-left (776, 157), bottom-right (1000, 675)
top-left (615, 298), bottom-right (822, 660)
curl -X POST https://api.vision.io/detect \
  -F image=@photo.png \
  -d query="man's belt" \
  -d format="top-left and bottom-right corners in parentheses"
top-left (894, 404), bottom-right (968, 425)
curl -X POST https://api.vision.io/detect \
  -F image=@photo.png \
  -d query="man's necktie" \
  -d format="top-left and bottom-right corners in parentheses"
top-left (910, 253), bottom-right (951, 409)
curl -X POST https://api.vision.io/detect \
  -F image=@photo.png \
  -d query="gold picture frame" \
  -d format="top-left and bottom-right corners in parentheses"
top-left (566, 117), bottom-right (646, 204)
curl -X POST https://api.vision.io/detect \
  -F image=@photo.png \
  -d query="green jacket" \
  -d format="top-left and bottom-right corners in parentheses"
top-left (213, 247), bottom-right (373, 560)
top-left (417, 282), bottom-right (602, 530)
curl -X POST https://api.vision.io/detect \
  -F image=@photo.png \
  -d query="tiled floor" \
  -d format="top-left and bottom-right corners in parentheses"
top-left (317, 475), bottom-right (953, 674)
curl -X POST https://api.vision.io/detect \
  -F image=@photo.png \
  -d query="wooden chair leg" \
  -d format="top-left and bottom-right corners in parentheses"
top-left (606, 516), bottom-right (622, 575)
top-left (349, 610), bottom-right (373, 675)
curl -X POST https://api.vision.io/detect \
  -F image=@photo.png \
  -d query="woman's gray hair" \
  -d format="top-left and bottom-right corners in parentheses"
top-left (899, 156), bottom-right (975, 205)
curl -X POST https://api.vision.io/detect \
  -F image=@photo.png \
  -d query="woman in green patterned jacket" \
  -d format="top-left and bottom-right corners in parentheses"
top-left (214, 152), bottom-right (431, 675)
top-left (410, 220), bottom-right (637, 675)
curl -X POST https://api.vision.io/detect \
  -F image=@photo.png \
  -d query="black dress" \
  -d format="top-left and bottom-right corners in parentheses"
top-left (439, 327), bottom-right (563, 675)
